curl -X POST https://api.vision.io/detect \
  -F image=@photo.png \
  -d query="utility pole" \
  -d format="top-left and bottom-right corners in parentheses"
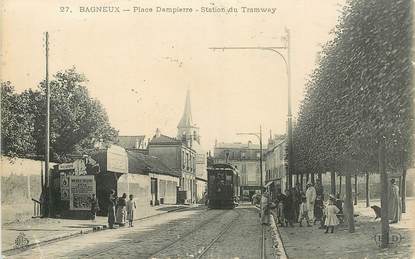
top-left (286, 28), bottom-right (293, 189)
top-left (259, 125), bottom-right (263, 193)
top-left (44, 32), bottom-right (51, 217)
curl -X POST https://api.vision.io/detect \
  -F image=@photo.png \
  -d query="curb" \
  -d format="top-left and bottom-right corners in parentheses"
top-left (254, 206), bottom-right (288, 259)
top-left (270, 213), bottom-right (288, 259)
top-left (2, 206), bottom-right (191, 256)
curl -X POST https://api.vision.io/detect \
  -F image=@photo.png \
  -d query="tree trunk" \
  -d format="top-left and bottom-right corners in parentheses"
top-left (318, 172), bottom-right (322, 182)
top-left (306, 173), bottom-right (309, 184)
top-left (331, 172), bottom-right (336, 195)
top-left (402, 167), bottom-right (406, 213)
top-left (296, 174), bottom-right (299, 185)
top-left (345, 174), bottom-right (355, 233)
top-left (27, 175), bottom-right (31, 199)
top-left (300, 173), bottom-right (304, 190)
top-left (366, 172), bottom-right (370, 207)
top-left (311, 173), bottom-right (315, 184)
top-left (379, 138), bottom-right (389, 248)
top-left (354, 174), bottom-right (358, 205)
top-left (339, 175), bottom-right (342, 196)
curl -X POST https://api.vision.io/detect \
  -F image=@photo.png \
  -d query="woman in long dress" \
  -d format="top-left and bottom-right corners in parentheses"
top-left (116, 193), bottom-right (127, 226)
top-left (388, 179), bottom-right (402, 223)
top-left (108, 190), bottom-right (116, 229)
top-left (261, 191), bottom-right (270, 225)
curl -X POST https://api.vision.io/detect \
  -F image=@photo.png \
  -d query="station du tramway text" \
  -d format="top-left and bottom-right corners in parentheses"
top-left (78, 6), bottom-right (277, 14)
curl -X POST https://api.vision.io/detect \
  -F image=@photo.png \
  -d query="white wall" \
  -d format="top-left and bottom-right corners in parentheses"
top-left (1, 155), bottom-right (57, 176)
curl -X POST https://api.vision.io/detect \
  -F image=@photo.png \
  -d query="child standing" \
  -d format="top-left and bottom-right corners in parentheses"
top-left (298, 197), bottom-right (311, 227)
top-left (126, 194), bottom-right (136, 227)
top-left (324, 199), bottom-right (340, 233)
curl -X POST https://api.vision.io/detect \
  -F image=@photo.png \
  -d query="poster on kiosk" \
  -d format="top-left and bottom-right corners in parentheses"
top-left (69, 175), bottom-right (96, 211)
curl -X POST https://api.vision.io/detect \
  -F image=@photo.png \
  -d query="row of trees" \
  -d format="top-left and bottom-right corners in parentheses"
top-left (1, 67), bottom-right (118, 162)
top-left (291, 0), bottom-right (413, 243)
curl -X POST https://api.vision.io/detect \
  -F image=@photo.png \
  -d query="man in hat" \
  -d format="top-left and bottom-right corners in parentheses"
top-left (306, 182), bottom-right (317, 223)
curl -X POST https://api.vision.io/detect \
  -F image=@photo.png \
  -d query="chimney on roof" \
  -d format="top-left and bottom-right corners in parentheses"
top-left (155, 128), bottom-right (161, 138)
top-left (248, 140), bottom-right (252, 148)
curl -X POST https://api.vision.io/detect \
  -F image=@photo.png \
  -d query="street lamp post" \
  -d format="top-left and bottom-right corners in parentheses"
top-left (210, 28), bottom-right (293, 189)
top-left (237, 125), bottom-right (263, 194)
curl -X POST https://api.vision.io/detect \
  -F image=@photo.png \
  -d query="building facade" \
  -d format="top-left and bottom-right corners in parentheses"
top-left (264, 135), bottom-right (287, 197)
top-left (148, 129), bottom-right (197, 204)
top-left (213, 141), bottom-right (264, 201)
top-left (176, 90), bottom-right (207, 202)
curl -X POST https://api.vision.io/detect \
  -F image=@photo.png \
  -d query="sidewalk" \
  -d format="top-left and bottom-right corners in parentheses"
top-left (1, 204), bottom-right (191, 253)
top-left (276, 198), bottom-right (415, 259)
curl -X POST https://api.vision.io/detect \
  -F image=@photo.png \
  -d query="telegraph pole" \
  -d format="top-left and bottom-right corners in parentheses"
top-left (286, 28), bottom-right (293, 189)
top-left (44, 32), bottom-right (51, 217)
top-left (259, 125), bottom-right (263, 193)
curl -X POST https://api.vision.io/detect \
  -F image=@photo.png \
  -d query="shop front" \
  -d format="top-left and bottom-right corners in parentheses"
top-left (92, 145), bottom-right (128, 215)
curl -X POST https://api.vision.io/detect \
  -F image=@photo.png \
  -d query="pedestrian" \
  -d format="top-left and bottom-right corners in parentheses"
top-left (306, 182), bottom-right (317, 223)
top-left (260, 190), bottom-right (270, 225)
top-left (275, 191), bottom-right (286, 226)
top-left (108, 190), bottom-right (117, 229)
top-left (116, 193), bottom-right (127, 226)
top-left (388, 179), bottom-right (402, 223)
top-left (314, 195), bottom-right (324, 224)
top-left (293, 183), bottom-right (302, 223)
top-left (90, 194), bottom-right (99, 221)
top-left (126, 194), bottom-right (137, 227)
top-left (324, 199), bottom-right (340, 233)
top-left (285, 188), bottom-right (296, 227)
top-left (298, 196), bottom-right (311, 227)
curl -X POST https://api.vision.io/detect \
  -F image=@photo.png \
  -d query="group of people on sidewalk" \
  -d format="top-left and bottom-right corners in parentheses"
top-left (260, 180), bottom-right (344, 234)
top-left (107, 190), bottom-right (137, 229)
top-left (260, 178), bottom-right (403, 234)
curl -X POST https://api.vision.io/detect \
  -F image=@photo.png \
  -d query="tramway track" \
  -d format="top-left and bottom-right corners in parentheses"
top-left (83, 209), bottom-right (230, 258)
top-left (147, 209), bottom-right (233, 258)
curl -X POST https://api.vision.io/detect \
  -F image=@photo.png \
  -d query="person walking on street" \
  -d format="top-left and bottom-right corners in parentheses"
top-left (293, 183), bottom-right (302, 223)
top-left (324, 199), bottom-right (340, 233)
top-left (108, 190), bottom-right (117, 229)
top-left (126, 194), bottom-right (136, 227)
top-left (283, 188), bottom-right (295, 227)
top-left (306, 182), bottom-right (317, 223)
top-left (116, 193), bottom-right (127, 226)
top-left (275, 190), bottom-right (286, 226)
top-left (260, 190), bottom-right (270, 225)
top-left (298, 196), bottom-right (311, 227)
top-left (90, 194), bottom-right (99, 221)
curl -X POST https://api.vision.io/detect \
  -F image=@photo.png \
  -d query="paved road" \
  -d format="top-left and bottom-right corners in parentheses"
top-left (9, 205), bottom-right (274, 259)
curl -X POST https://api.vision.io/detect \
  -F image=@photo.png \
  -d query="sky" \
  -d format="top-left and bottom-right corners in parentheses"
top-left (1, 0), bottom-right (345, 151)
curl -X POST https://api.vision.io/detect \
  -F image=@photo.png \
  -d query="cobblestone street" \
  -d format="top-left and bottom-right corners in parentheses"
top-left (6, 205), bottom-right (274, 259)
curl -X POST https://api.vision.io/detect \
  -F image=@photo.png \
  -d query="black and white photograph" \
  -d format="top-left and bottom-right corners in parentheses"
top-left (1, 0), bottom-right (414, 258)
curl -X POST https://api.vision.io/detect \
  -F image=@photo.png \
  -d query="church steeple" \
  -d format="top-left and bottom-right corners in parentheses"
top-left (177, 90), bottom-right (200, 146)
top-left (178, 90), bottom-right (194, 128)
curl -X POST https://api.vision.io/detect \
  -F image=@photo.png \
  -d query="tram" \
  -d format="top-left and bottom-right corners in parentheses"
top-left (207, 163), bottom-right (240, 209)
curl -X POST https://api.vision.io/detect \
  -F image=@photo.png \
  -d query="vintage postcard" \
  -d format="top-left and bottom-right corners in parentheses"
top-left (1, 0), bottom-right (414, 258)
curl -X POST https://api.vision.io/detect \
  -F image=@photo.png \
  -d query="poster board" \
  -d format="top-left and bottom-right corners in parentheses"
top-left (60, 174), bottom-right (70, 201)
top-left (69, 175), bottom-right (96, 211)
